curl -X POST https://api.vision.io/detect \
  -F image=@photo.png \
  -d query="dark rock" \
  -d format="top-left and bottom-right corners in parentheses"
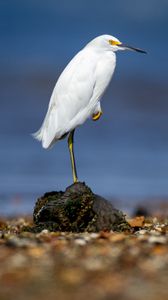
top-left (133, 206), bottom-right (149, 217)
top-left (33, 182), bottom-right (129, 232)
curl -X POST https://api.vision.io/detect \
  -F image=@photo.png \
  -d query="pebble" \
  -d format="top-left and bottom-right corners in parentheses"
top-left (150, 229), bottom-right (162, 236)
top-left (84, 257), bottom-right (105, 271)
top-left (7, 253), bottom-right (28, 268)
top-left (148, 236), bottom-right (167, 244)
top-left (37, 229), bottom-right (49, 237)
top-left (74, 238), bottom-right (87, 246)
top-left (90, 233), bottom-right (99, 239)
top-left (6, 237), bottom-right (36, 248)
top-left (136, 229), bottom-right (147, 235)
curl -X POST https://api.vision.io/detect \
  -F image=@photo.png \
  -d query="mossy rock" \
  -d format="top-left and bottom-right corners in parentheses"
top-left (33, 182), bottom-right (129, 232)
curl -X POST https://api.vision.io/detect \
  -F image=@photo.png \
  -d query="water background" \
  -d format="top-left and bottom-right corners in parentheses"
top-left (0, 1), bottom-right (168, 215)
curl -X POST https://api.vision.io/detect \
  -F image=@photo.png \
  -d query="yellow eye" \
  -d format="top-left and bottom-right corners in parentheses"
top-left (109, 40), bottom-right (121, 46)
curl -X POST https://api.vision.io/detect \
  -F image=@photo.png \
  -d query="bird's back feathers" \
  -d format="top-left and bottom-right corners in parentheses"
top-left (33, 41), bottom-right (116, 148)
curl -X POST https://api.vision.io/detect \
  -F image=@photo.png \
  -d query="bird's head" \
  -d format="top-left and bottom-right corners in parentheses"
top-left (89, 35), bottom-right (147, 54)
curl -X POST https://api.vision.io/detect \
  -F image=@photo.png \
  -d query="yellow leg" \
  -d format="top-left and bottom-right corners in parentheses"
top-left (68, 130), bottom-right (78, 183)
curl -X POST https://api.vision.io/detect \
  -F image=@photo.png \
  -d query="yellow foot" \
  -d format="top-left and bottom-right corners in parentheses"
top-left (92, 111), bottom-right (102, 121)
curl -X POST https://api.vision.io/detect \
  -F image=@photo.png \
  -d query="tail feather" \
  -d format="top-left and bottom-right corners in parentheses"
top-left (32, 109), bottom-right (69, 149)
top-left (32, 127), bottom-right (43, 142)
top-left (32, 126), bottom-right (60, 149)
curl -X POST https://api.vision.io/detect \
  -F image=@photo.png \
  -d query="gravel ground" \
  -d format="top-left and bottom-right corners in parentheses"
top-left (0, 216), bottom-right (167, 300)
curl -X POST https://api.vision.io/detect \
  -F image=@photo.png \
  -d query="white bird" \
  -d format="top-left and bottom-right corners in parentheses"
top-left (33, 34), bottom-right (146, 183)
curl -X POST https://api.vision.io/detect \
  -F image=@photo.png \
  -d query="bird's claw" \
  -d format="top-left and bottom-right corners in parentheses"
top-left (92, 111), bottom-right (102, 121)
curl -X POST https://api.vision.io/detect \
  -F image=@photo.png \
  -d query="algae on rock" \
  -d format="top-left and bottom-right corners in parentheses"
top-left (33, 182), bottom-right (129, 232)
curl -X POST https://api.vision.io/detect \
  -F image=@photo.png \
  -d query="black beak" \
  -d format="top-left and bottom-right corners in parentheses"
top-left (118, 43), bottom-right (147, 54)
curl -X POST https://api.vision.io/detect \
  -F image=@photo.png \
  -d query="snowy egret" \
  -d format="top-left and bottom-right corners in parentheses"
top-left (33, 34), bottom-right (146, 183)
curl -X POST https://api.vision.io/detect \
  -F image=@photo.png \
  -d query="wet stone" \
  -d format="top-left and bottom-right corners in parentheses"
top-left (33, 182), bottom-right (129, 232)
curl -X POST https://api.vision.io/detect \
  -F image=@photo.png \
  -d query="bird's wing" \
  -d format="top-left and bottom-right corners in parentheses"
top-left (39, 48), bottom-right (98, 148)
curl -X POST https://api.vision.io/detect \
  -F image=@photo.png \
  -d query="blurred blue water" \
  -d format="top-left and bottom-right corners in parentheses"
top-left (0, 1), bottom-right (168, 215)
top-left (1, 0), bottom-right (168, 77)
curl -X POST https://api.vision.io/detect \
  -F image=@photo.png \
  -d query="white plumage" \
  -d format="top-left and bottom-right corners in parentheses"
top-left (33, 34), bottom-right (146, 182)
top-left (33, 35), bottom-right (118, 148)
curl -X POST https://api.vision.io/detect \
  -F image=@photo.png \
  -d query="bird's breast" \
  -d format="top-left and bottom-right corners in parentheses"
top-left (91, 51), bottom-right (116, 102)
